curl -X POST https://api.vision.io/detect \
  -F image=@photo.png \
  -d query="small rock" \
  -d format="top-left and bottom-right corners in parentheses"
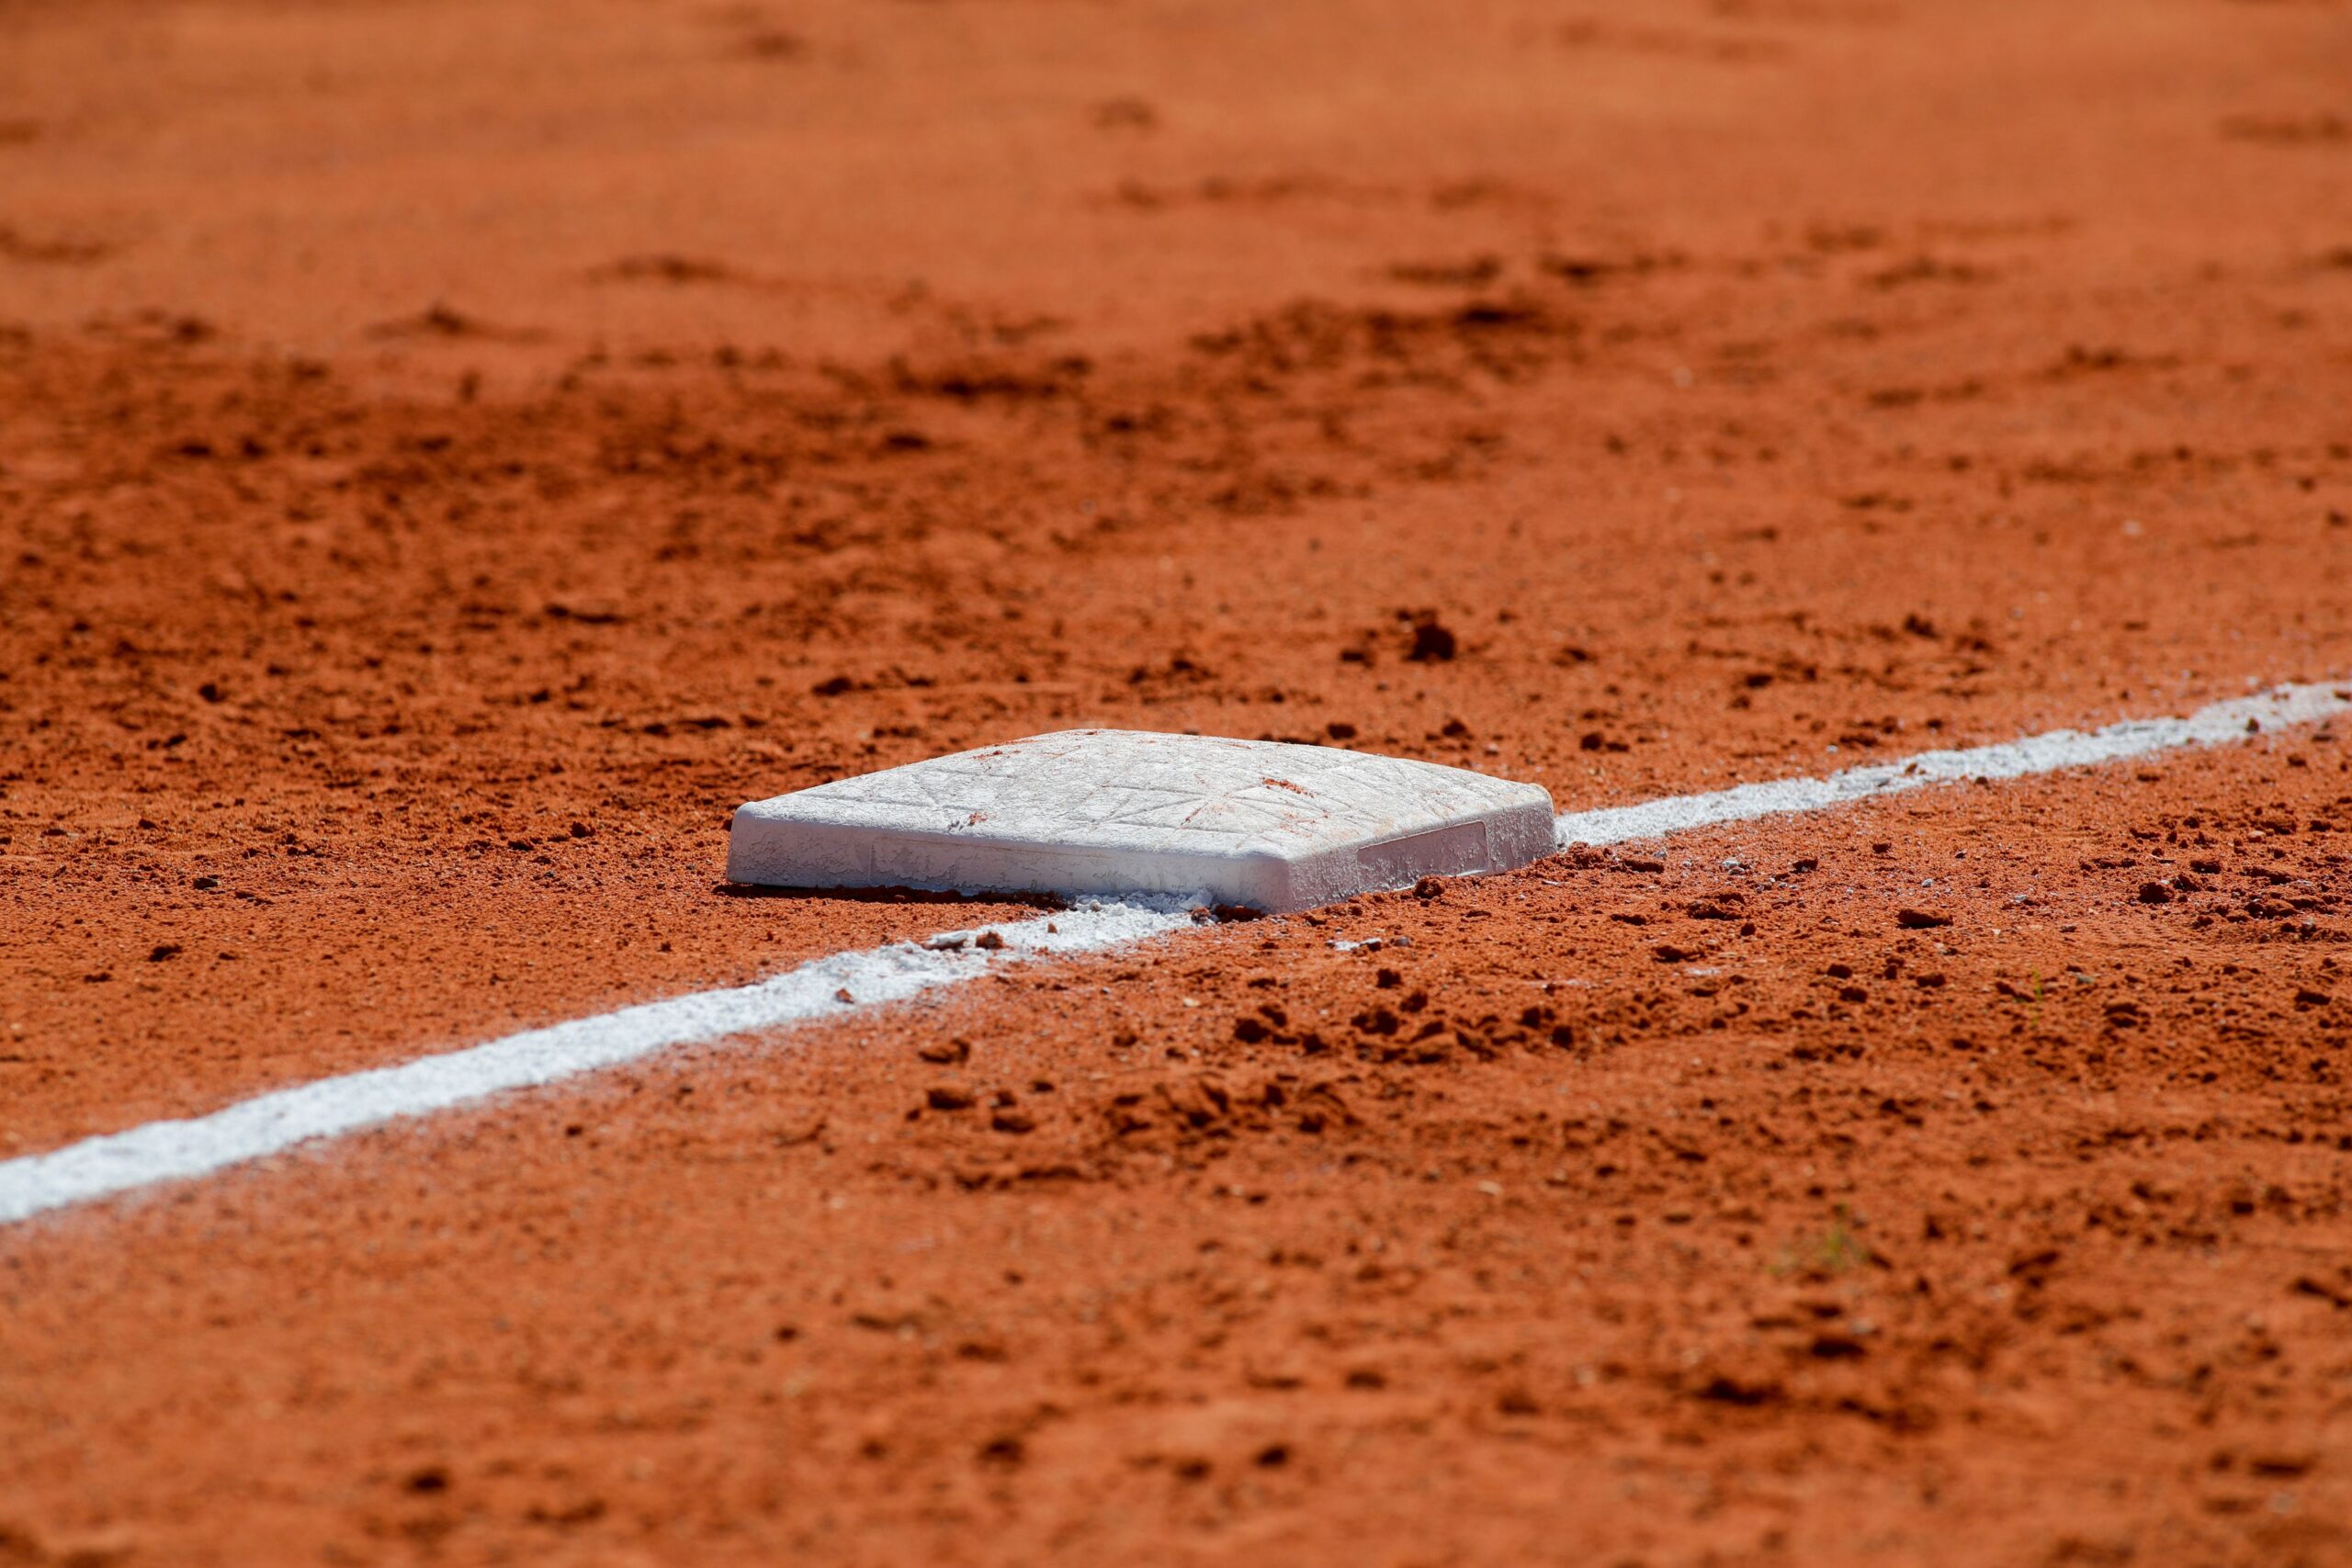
top-left (1408, 618), bottom-right (1457, 661)
top-left (1895, 908), bottom-right (1951, 929)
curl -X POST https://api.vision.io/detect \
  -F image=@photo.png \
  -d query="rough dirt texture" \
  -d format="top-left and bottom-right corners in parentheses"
top-left (3, 0), bottom-right (2350, 1562)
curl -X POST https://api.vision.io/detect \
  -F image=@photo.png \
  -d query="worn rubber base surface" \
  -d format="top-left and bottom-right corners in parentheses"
top-left (727, 730), bottom-right (1556, 911)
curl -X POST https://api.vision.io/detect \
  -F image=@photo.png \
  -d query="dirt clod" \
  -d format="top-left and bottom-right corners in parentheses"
top-left (1407, 618), bottom-right (1457, 661)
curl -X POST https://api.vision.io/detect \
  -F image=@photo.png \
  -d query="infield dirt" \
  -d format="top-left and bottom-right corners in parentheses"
top-left (3, 0), bottom-right (2350, 1562)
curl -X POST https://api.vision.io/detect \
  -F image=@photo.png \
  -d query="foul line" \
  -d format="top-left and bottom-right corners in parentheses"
top-left (2, 679), bottom-right (2344, 1229)
top-left (1553, 680), bottom-right (2350, 845)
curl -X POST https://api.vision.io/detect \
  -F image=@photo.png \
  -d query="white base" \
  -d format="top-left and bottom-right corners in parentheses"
top-left (727, 729), bottom-right (1555, 913)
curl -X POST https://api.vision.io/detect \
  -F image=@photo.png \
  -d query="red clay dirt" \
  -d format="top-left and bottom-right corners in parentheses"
top-left (3, 0), bottom-right (2351, 1562)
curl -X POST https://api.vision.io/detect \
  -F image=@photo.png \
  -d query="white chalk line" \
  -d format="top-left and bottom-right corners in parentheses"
top-left (2, 678), bottom-right (2344, 1230)
top-left (1553, 680), bottom-right (2351, 846)
top-left (0, 900), bottom-right (1199, 1228)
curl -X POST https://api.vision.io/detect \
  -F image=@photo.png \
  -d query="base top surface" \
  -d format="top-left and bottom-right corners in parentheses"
top-left (726, 729), bottom-right (1556, 910)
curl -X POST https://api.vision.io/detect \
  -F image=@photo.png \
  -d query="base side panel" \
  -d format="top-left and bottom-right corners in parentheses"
top-left (726, 811), bottom-right (1295, 907)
